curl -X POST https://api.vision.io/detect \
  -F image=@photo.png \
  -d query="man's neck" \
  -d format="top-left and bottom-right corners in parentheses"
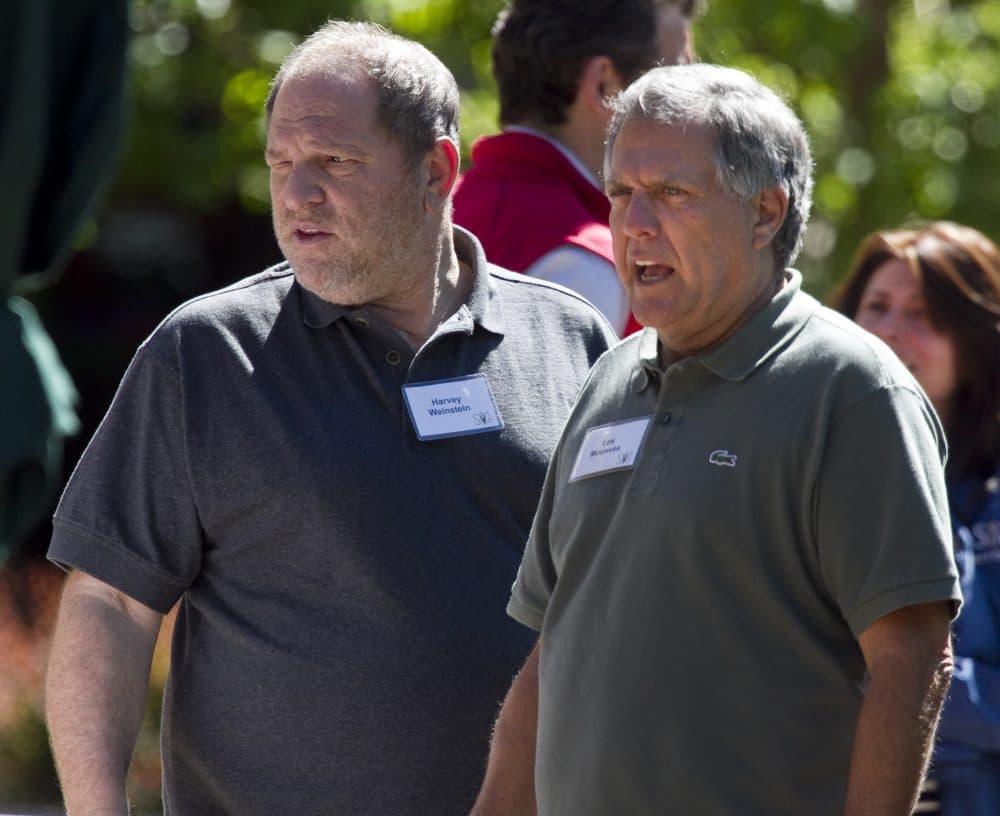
top-left (658, 270), bottom-right (787, 368)
top-left (370, 227), bottom-right (472, 350)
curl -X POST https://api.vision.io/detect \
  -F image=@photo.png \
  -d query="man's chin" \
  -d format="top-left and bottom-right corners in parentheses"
top-left (292, 266), bottom-right (365, 305)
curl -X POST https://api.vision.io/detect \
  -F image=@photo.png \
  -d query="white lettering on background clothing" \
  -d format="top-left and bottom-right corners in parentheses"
top-left (569, 417), bottom-right (653, 482)
top-left (403, 374), bottom-right (504, 441)
top-left (526, 246), bottom-right (628, 338)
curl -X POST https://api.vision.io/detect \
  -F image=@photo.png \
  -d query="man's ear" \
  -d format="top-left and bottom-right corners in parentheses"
top-left (578, 55), bottom-right (626, 114)
top-left (423, 137), bottom-right (460, 211)
top-left (752, 186), bottom-right (789, 251)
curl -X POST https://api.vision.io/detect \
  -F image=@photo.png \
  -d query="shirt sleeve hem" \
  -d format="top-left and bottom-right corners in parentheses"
top-left (845, 577), bottom-right (962, 639)
top-left (506, 593), bottom-right (545, 632)
top-left (47, 516), bottom-right (188, 614)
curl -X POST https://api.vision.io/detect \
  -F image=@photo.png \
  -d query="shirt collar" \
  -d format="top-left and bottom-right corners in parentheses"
top-left (297, 225), bottom-right (505, 337)
top-left (503, 125), bottom-right (603, 190)
top-left (632, 270), bottom-right (815, 389)
top-left (455, 224), bottom-right (505, 336)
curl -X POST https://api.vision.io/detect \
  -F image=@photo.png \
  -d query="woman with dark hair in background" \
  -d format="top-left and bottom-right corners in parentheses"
top-left (833, 221), bottom-right (1000, 815)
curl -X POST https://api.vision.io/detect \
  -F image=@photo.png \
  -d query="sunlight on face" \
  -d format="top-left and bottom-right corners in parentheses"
top-left (266, 69), bottom-right (427, 306)
top-left (855, 258), bottom-right (959, 416)
top-left (606, 117), bottom-right (768, 360)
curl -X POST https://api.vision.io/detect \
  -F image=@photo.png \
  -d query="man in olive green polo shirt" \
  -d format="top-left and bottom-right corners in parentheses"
top-left (469, 65), bottom-right (962, 816)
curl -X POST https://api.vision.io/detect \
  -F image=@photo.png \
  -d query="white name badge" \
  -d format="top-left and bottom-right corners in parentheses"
top-left (569, 416), bottom-right (652, 482)
top-left (403, 374), bottom-right (505, 441)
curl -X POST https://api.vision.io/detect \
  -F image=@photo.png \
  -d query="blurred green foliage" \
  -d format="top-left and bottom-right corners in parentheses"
top-left (698, 0), bottom-right (1000, 292)
top-left (0, 704), bottom-right (57, 803)
top-left (9, 2), bottom-right (1000, 808)
top-left (121, 0), bottom-right (505, 215)
top-left (116, 0), bottom-right (1000, 295)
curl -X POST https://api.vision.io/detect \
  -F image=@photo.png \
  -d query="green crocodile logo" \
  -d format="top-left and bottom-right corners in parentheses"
top-left (709, 449), bottom-right (737, 467)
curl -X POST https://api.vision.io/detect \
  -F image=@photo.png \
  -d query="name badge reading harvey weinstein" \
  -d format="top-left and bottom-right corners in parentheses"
top-left (403, 374), bottom-right (505, 441)
top-left (569, 416), bottom-right (652, 481)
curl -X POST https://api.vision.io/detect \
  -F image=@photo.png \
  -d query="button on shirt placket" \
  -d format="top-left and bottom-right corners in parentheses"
top-left (639, 363), bottom-right (691, 497)
top-left (354, 316), bottom-right (410, 369)
top-left (347, 313), bottom-right (412, 434)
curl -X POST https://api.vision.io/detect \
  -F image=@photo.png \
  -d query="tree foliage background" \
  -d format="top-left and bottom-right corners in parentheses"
top-left (114, 0), bottom-right (1000, 295)
top-left (6, 0), bottom-right (1000, 809)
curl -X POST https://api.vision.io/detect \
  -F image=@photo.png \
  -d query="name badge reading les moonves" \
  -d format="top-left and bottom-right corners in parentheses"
top-left (403, 374), bottom-right (504, 441)
top-left (569, 416), bottom-right (653, 482)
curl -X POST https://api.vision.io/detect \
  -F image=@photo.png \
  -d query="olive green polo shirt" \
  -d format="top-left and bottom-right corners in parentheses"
top-left (510, 270), bottom-right (961, 816)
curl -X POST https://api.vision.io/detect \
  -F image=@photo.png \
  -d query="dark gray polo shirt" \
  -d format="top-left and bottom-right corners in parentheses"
top-left (511, 271), bottom-right (961, 816)
top-left (49, 227), bottom-right (616, 815)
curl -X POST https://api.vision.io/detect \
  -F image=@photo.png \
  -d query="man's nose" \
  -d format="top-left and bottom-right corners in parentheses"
top-left (622, 192), bottom-right (658, 238)
top-left (281, 164), bottom-right (325, 210)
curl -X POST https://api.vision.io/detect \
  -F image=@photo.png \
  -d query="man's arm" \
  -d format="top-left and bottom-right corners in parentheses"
top-left (842, 601), bottom-right (954, 816)
top-left (469, 639), bottom-right (540, 816)
top-left (45, 569), bottom-right (163, 816)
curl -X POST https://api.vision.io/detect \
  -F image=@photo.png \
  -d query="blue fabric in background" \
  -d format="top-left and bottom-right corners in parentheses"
top-left (932, 466), bottom-right (1000, 815)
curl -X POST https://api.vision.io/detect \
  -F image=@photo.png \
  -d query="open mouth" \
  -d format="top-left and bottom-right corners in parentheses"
top-left (635, 261), bottom-right (673, 283)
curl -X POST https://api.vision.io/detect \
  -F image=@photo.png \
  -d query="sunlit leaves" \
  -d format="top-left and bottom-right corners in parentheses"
top-left (799, 85), bottom-right (845, 153)
top-left (111, 0), bottom-right (1000, 293)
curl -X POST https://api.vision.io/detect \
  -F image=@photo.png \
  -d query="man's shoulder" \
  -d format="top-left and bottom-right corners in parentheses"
top-left (455, 133), bottom-right (606, 228)
top-left (138, 262), bottom-right (294, 362)
top-left (488, 264), bottom-right (614, 323)
top-left (485, 264), bottom-right (619, 350)
top-left (159, 262), bottom-right (294, 329)
top-left (790, 296), bottom-right (925, 397)
top-left (457, 159), bottom-right (600, 219)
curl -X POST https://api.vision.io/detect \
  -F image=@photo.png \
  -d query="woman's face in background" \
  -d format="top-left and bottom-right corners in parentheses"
top-left (855, 258), bottom-right (960, 420)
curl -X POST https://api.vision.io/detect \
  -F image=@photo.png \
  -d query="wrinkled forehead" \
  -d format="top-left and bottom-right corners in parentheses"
top-left (605, 118), bottom-right (724, 199)
top-left (271, 68), bottom-right (371, 121)
top-left (616, 111), bottom-right (707, 144)
top-left (266, 68), bottom-right (396, 156)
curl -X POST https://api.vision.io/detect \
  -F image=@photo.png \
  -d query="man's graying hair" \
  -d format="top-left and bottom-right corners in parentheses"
top-left (606, 64), bottom-right (814, 272)
top-left (265, 20), bottom-right (460, 167)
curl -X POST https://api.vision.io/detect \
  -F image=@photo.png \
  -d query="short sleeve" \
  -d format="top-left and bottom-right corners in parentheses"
top-left (815, 384), bottom-right (961, 637)
top-left (48, 340), bottom-right (202, 613)
top-left (507, 442), bottom-right (563, 631)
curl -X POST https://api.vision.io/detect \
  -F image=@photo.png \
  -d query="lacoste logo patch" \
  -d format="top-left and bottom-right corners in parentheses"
top-left (709, 449), bottom-right (738, 467)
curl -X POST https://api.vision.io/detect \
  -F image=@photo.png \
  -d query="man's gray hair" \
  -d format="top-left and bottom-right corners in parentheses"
top-left (265, 20), bottom-right (460, 167)
top-left (606, 64), bottom-right (814, 271)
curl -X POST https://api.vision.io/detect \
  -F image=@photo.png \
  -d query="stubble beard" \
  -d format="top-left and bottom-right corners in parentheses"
top-left (275, 178), bottom-right (431, 307)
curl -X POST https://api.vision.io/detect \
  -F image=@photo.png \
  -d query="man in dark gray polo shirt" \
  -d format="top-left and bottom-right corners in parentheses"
top-left (43, 21), bottom-right (615, 816)
top-left (470, 65), bottom-right (961, 816)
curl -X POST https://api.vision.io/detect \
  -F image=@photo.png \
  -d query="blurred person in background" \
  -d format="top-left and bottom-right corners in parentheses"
top-left (43, 20), bottom-right (614, 816)
top-left (0, 0), bottom-right (129, 562)
top-left (833, 221), bottom-right (1000, 816)
top-left (453, 0), bottom-right (699, 337)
